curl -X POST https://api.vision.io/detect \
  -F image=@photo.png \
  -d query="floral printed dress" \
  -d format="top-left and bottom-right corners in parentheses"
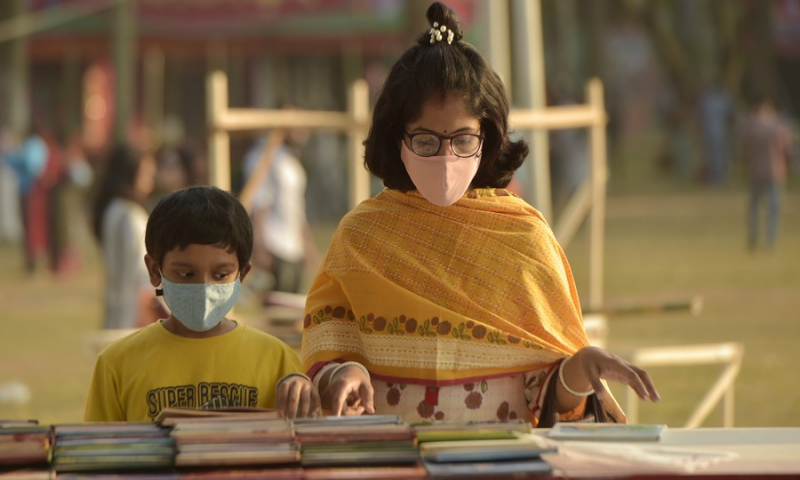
top-left (317, 361), bottom-right (587, 425)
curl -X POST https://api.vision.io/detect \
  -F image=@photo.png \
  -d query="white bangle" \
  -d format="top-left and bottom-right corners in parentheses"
top-left (330, 361), bottom-right (370, 383)
top-left (275, 372), bottom-right (311, 392)
top-left (558, 356), bottom-right (594, 397)
top-left (313, 363), bottom-right (339, 392)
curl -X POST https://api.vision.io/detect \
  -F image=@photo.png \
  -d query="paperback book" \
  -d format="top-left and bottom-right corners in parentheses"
top-left (548, 423), bottom-right (667, 441)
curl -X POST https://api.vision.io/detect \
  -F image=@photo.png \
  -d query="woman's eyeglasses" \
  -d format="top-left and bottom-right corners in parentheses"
top-left (405, 132), bottom-right (484, 158)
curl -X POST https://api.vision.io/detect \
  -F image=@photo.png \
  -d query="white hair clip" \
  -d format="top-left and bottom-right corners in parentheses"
top-left (429, 21), bottom-right (454, 45)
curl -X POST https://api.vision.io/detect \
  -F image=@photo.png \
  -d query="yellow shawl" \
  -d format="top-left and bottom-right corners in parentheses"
top-left (302, 188), bottom-right (590, 386)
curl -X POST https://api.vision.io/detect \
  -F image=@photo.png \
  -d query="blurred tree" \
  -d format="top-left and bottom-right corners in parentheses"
top-left (624, 0), bottom-right (779, 177)
top-left (0, 0), bottom-right (28, 136)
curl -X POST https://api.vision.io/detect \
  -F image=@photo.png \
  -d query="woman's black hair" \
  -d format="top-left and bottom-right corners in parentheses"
top-left (91, 144), bottom-right (147, 242)
top-left (144, 186), bottom-right (253, 270)
top-left (364, 1), bottom-right (528, 191)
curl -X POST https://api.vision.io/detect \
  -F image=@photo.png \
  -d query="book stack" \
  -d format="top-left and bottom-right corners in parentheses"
top-left (52, 423), bottom-right (174, 473)
top-left (294, 415), bottom-right (422, 479)
top-left (0, 420), bottom-right (52, 479)
top-left (157, 408), bottom-right (299, 471)
top-left (414, 420), bottom-right (555, 478)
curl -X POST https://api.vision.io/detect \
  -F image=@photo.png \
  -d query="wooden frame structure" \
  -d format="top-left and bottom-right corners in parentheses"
top-left (207, 71), bottom-right (608, 309)
top-left (510, 78), bottom-right (607, 309)
top-left (624, 342), bottom-right (744, 428)
top-left (206, 70), bottom-right (370, 211)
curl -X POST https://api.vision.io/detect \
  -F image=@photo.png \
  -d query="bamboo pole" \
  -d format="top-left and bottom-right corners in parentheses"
top-left (624, 342), bottom-right (744, 427)
top-left (510, 0), bottom-right (550, 221)
top-left (205, 70), bottom-right (370, 207)
top-left (587, 78), bottom-right (607, 311)
top-left (347, 79), bottom-right (370, 209)
top-left (207, 71), bottom-right (231, 191)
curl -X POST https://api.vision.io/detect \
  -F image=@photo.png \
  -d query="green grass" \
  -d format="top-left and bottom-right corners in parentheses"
top-left (1, 174), bottom-right (798, 427)
top-left (565, 185), bottom-right (800, 427)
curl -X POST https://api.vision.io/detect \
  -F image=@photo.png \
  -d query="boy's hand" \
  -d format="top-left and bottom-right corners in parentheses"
top-left (321, 365), bottom-right (375, 416)
top-left (276, 375), bottom-right (320, 419)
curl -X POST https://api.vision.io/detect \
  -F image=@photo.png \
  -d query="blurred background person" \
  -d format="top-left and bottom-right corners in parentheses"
top-left (153, 143), bottom-right (202, 198)
top-left (697, 78), bottom-right (735, 185)
top-left (241, 124), bottom-right (318, 298)
top-left (90, 144), bottom-right (160, 329)
top-left (3, 123), bottom-right (49, 274)
top-left (741, 95), bottom-right (794, 251)
top-left (51, 132), bottom-right (95, 277)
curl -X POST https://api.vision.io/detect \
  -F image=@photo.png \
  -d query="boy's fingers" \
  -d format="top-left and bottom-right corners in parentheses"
top-left (297, 385), bottom-right (314, 418)
top-left (285, 385), bottom-right (301, 419)
top-left (274, 386), bottom-right (288, 414)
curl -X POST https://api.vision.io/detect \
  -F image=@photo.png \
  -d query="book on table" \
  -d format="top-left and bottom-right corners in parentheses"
top-left (294, 415), bottom-right (416, 468)
top-left (168, 414), bottom-right (298, 468)
top-left (0, 423), bottom-right (51, 467)
top-left (52, 423), bottom-right (174, 473)
top-left (155, 407), bottom-right (280, 426)
top-left (415, 420), bottom-right (554, 477)
top-left (548, 422), bottom-right (667, 441)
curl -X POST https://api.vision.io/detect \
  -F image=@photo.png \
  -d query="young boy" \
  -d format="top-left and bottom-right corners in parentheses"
top-left (85, 186), bottom-right (318, 421)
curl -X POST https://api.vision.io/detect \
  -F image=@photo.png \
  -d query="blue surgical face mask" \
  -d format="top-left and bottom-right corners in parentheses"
top-left (160, 275), bottom-right (242, 332)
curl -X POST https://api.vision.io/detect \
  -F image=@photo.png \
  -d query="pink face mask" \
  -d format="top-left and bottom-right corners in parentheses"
top-left (400, 142), bottom-right (480, 207)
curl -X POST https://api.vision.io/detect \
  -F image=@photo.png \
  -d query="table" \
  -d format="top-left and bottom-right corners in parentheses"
top-left (531, 427), bottom-right (800, 477)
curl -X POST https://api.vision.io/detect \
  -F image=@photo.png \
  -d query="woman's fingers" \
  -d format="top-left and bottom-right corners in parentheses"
top-left (358, 382), bottom-right (375, 414)
top-left (581, 347), bottom-right (660, 403)
top-left (632, 365), bottom-right (660, 401)
top-left (599, 359), bottom-right (659, 402)
top-left (330, 385), bottom-right (353, 416)
top-left (309, 385), bottom-right (322, 416)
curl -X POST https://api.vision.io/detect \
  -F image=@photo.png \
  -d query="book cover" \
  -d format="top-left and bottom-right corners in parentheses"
top-left (422, 458), bottom-right (553, 478)
top-left (177, 468), bottom-right (303, 480)
top-left (292, 415), bottom-right (402, 428)
top-left (302, 464), bottom-right (428, 480)
top-left (420, 438), bottom-right (557, 463)
top-left (174, 449), bottom-right (299, 467)
top-left (53, 454), bottom-right (174, 473)
top-left (413, 419), bottom-right (532, 443)
top-left (0, 468), bottom-right (54, 480)
top-left (548, 423), bottom-right (666, 441)
top-left (155, 408), bottom-right (278, 426)
top-left (295, 424), bottom-right (414, 444)
top-left (173, 433), bottom-right (294, 447)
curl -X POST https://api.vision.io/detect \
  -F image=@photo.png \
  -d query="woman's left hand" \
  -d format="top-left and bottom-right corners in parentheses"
top-left (572, 346), bottom-right (660, 402)
top-left (275, 375), bottom-right (321, 419)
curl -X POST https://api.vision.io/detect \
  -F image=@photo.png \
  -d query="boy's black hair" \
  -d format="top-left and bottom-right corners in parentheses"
top-left (364, 2), bottom-right (529, 191)
top-left (145, 186), bottom-right (253, 269)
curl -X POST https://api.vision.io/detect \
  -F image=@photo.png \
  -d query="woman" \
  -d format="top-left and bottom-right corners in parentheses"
top-left (301, 2), bottom-right (659, 426)
top-left (91, 144), bottom-right (159, 329)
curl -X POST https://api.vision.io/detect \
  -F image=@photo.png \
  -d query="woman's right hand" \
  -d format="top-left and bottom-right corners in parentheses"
top-left (321, 365), bottom-right (375, 416)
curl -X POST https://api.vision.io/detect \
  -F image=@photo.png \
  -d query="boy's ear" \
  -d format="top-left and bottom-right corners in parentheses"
top-left (239, 262), bottom-right (252, 283)
top-left (143, 254), bottom-right (162, 287)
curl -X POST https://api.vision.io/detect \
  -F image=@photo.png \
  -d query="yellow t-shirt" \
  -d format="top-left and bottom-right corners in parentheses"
top-left (84, 321), bottom-right (302, 422)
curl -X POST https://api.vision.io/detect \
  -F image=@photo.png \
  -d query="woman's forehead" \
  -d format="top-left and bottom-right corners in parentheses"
top-left (408, 93), bottom-right (480, 132)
